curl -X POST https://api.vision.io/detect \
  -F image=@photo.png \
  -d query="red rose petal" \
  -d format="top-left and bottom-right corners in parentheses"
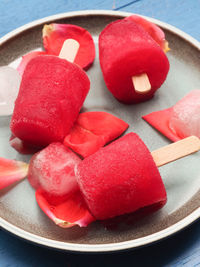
top-left (64, 125), bottom-right (104, 158)
top-left (17, 51), bottom-right (47, 76)
top-left (0, 157), bottom-right (28, 189)
top-left (143, 90), bottom-right (200, 141)
top-left (126, 15), bottom-right (170, 52)
top-left (9, 135), bottom-right (42, 155)
top-left (42, 23), bottom-right (95, 70)
top-left (36, 189), bottom-right (95, 228)
top-left (64, 111), bottom-right (129, 157)
top-left (142, 108), bottom-right (181, 142)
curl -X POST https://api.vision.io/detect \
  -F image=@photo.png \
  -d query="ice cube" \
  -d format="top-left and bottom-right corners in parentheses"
top-left (28, 143), bottom-right (81, 197)
top-left (169, 90), bottom-right (200, 138)
top-left (0, 66), bottom-right (21, 116)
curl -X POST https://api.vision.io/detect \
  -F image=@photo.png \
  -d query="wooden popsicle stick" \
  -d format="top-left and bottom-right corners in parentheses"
top-left (132, 73), bottom-right (151, 94)
top-left (151, 136), bottom-right (200, 167)
top-left (59, 39), bottom-right (80, 62)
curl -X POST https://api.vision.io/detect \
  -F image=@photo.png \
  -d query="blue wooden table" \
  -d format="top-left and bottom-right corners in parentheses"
top-left (0, 1), bottom-right (200, 266)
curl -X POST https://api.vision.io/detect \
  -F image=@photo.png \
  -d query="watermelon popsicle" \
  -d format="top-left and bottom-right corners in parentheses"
top-left (10, 39), bottom-right (90, 146)
top-left (76, 133), bottom-right (200, 220)
top-left (99, 19), bottom-right (169, 103)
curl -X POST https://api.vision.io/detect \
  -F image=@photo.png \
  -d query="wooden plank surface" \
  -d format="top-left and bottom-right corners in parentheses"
top-left (0, 1), bottom-right (200, 266)
top-left (0, 0), bottom-right (200, 41)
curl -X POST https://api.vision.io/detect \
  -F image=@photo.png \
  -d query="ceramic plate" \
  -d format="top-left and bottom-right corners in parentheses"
top-left (0, 10), bottom-right (200, 253)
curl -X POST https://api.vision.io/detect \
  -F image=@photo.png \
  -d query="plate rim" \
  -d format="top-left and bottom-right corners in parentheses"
top-left (0, 9), bottom-right (200, 253)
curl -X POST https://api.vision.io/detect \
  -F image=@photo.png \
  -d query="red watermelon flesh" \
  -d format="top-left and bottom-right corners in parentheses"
top-left (76, 132), bottom-right (167, 220)
top-left (99, 19), bottom-right (169, 104)
top-left (28, 142), bottom-right (81, 198)
top-left (64, 111), bottom-right (129, 157)
top-left (10, 55), bottom-right (90, 146)
top-left (125, 15), bottom-right (169, 52)
top-left (43, 23), bottom-right (95, 70)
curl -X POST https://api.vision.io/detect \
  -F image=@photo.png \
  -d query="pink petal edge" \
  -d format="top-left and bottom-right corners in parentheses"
top-left (35, 189), bottom-right (95, 228)
top-left (0, 157), bottom-right (29, 189)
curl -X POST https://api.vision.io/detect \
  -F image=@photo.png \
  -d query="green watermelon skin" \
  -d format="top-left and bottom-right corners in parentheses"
top-left (76, 132), bottom-right (167, 220)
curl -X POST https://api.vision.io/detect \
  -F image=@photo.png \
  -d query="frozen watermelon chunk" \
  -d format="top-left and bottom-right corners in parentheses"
top-left (28, 143), bottom-right (81, 197)
top-left (36, 189), bottom-right (95, 228)
top-left (64, 111), bottom-right (129, 157)
top-left (76, 132), bottom-right (166, 220)
top-left (43, 23), bottom-right (95, 70)
top-left (125, 15), bottom-right (170, 52)
top-left (143, 90), bottom-right (200, 141)
top-left (17, 51), bottom-right (47, 76)
top-left (0, 157), bottom-right (28, 189)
